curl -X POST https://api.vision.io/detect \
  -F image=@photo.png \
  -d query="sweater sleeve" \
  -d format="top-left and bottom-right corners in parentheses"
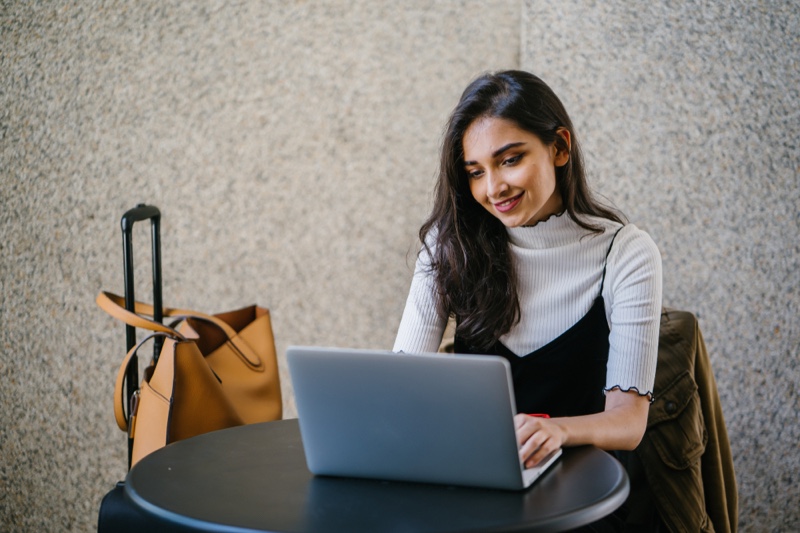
top-left (603, 225), bottom-right (663, 398)
top-left (393, 245), bottom-right (448, 354)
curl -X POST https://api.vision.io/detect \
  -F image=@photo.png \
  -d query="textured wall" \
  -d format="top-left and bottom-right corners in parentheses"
top-left (521, 0), bottom-right (799, 531)
top-left (0, 1), bottom-right (518, 530)
top-left (2, 0), bottom-right (798, 531)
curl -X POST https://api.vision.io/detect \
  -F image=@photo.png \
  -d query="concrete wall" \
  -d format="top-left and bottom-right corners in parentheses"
top-left (1, 1), bottom-right (796, 531)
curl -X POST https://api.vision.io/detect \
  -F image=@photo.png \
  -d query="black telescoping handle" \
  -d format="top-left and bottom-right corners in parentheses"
top-left (121, 204), bottom-right (163, 354)
top-left (120, 203), bottom-right (163, 469)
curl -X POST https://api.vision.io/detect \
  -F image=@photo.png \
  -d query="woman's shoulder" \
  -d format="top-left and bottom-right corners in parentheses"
top-left (615, 223), bottom-right (660, 255)
top-left (606, 222), bottom-right (662, 280)
top-left (578, 215), bottom-right (657, 249)
top-left (573, 215), bottom-right (661, 271)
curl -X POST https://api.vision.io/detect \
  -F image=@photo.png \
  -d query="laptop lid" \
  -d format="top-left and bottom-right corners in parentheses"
top-left (287, 346), bottom-right (560, 490)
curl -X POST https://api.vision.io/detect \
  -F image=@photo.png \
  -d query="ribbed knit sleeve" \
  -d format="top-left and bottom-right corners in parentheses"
top-left (392, 245), bottom-right (448, 354)
top-left (602, 225), bottom-right (662, 397)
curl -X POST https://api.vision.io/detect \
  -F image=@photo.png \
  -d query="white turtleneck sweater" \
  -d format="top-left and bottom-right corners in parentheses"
top-left (393, 212), bottom-right (662, 397)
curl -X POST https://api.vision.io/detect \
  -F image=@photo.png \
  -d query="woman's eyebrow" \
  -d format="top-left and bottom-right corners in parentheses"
top-left (463, 142), bottom-right (526, 166)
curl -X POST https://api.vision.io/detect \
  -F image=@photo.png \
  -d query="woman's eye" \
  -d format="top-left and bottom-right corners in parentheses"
top-left (503, 154), bottom-right (522, 166)
top-left (466, 169), bottom-right (484, 179)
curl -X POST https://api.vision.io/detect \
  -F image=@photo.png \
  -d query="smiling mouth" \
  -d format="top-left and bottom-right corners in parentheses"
top-left (493, 193), bottom-right (523, 213)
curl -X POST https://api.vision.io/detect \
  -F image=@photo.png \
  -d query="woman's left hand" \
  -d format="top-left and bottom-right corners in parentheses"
top-left (514, 390), bottom-right (651, 468)
top-left (514, 413), bottom-right (566, 468)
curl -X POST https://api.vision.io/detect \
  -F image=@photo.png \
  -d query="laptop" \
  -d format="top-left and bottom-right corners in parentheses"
top-left (286, 346), bottom-right (561, 491)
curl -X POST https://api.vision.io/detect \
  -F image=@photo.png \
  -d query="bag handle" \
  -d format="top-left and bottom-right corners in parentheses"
top-left (97, 291), bottom-right (264, 369)
top-left (114, 332), bottom-right (175, 432)
top-left (97, 291), bottom-right (186, 339)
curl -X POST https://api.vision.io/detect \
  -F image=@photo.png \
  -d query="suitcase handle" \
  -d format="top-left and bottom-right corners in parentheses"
top-left (119, 204), bottom-right (163, 469)
top-left (121, 204), bottom-right (163, 353)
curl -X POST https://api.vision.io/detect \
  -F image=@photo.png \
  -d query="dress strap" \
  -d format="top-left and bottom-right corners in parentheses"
top-left (599, 226), bottom-right (625, 293)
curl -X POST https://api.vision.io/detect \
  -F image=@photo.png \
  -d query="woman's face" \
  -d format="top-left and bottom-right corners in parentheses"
top-left (462, 116), bottom-right (569, 228)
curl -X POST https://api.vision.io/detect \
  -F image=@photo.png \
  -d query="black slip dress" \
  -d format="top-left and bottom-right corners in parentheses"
top-left (453, 228), bottom-right (627, 532)
top-left (453, 228), bottom-right (623, 417)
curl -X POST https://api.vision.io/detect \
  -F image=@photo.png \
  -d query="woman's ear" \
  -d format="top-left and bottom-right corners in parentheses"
top-left (553, 128), bottom-right (571, 167)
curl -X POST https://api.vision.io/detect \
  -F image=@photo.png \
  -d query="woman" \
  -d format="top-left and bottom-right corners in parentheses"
top-left (394, 71), bottom-right (662, 472)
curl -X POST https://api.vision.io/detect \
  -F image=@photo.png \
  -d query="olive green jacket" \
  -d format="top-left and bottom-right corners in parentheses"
top-left (627, 309), bottom-right (738, 533)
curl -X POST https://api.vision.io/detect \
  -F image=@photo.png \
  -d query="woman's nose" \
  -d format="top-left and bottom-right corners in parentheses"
top-left (486, 170), bottom-right (509, 198)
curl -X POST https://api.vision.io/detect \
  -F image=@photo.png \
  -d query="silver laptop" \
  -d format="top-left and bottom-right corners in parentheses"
top-left (287, 346), bottom-right (561, 491)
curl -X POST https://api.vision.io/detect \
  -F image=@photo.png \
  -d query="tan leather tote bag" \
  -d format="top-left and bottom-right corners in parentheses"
top-left (98, 291), bottom-right (282, 466)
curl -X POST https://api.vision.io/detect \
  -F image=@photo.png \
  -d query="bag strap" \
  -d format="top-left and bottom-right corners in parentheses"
top-left (97, 291), bottom-right (264, 369)
top-left (114, 332), bottom-right (175, 432)
top-left (97, 291), bottom-right (186, 339)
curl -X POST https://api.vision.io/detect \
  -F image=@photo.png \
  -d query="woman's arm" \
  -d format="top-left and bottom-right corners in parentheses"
top-left (515, 388), bottom-right (650, 467)
top-left (393, 246), bottom-right (448, 354)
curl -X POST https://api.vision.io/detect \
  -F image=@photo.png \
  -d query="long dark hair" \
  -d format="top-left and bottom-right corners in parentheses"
top-left (420, 70), bottom-right (623, 349)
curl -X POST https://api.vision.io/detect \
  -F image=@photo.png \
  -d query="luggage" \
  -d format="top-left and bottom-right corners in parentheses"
top-left (97, 204), bottom-right (282, 531)
top-left (97, 203), bottom-right (166, 531)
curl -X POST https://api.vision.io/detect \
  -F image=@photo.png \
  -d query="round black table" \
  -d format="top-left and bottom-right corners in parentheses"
top-left (125, 420), bottom-right (629, 532)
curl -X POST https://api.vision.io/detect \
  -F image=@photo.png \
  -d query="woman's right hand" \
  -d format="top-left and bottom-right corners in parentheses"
top-left (514, 413), bottom-right (565, 468)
